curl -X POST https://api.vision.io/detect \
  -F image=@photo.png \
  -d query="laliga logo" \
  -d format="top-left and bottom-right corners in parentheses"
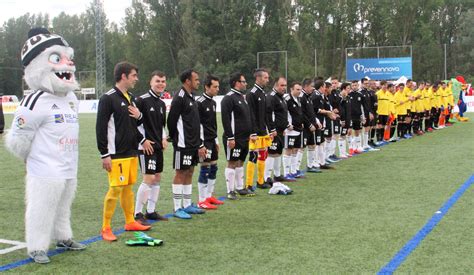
top-left (353, 63), bottom-right (365, 73)
top-left (353, 63), bottom-right (400, 74)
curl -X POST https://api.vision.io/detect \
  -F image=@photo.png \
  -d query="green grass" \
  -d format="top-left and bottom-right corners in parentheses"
top-left (0, 113), bottom-right (473, 273)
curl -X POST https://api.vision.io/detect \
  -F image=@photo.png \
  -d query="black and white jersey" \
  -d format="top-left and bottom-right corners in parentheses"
top-left (369, 89), bottom-right (378, 114)
top-left (348, 90), bottom-right (367, 120)
top-left (136, 90), bottom-right (167, 150)
top-left (300, 89), bottom-right (318, 129)
top-left (329, 89), bottom-right (342, 112)
top-left (167, 88), bottom-right (203, 149)
top-left (197, 92), bottom-right (218, 143)
top-left (96, 87), bottom-right (142, 159)
top-left (266, 89), bottom-right (290, 133)
top-left (286, 94), bottom-right (305, 133)
top-left (311, 89), bottom-right (327, 125)
top-left (247, 84), bottom-right (274, 136)
top-left (359, 88), bottom-right (372, 118)
top-left (340, 96), bottom-right (352, 124)
top-left (220, 88), bottom-right (252, 141)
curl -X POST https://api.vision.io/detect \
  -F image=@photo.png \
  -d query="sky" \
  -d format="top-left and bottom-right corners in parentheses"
top-left (0, 0), bottom-right (132, 25)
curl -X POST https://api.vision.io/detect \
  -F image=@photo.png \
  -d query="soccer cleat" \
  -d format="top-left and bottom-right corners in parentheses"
top-left (198, 200), bottom-right (218, 210)
top-left (329, 155), bottom-right (341, 161)
top-left (294, 170), bottom-right (305, 178)
top-left (28, 250), bottom-right (50, 264)
top-left (184, 203), bottom-right (206, 214)
top-left (265, 177), bottom-right (274, 186)
top-left (257, 182), bottom-right (271, 189)
top-left (237, 188), bottom-right (256, 197)
top-left (125, 221), bottom-right (151, 231)
top-left (206, 196), bottom-right (224, 205)
top-left (320, 164), bottom-right (334, 170)
top-left (325, 157), bottom-right (336, 164)
top-left (174, 208), bottom-right (192, 219)
top-left (349, 148), bottom-right (355, 155)
top-left (135, 212), bottom-right (151, 226)
top-left (367, 146), bottom-right (380, 152)
top-left (306, 166), bottom-right (322, 173)
top-left (101, 227), bottom-right (117, 242)
top-left (339, 154), bottom-right (348, 159)
top-left (56, 239), bottom-right (86, 251)
top-left (273, 175), bottom-right (285, 182)
top-left (145, 211), bottom-right (169, 221)
top-left (283, 174), bottom-right (297, 181)
top-left (354, 148), bottom-right (364, 154)
top-left (227, 191), bottom-right (239, 200)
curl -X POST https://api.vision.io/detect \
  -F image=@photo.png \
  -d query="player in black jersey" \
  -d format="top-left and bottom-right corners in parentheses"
top-left (328, 77), bottom-right (343, 159)
top-left (196, 75), bottom-right (224, 209)
top-left (264, 76), bottom-right (290, 184)
top-left (134, 71), bottom-right (169, 225)
top-left (301, 79), bottom-right (322, 173)
top-left (167, 69), bottom-right (207, 219)
top-left (348, 80), bottom-right (368, 154)
top-left (221, 72), bottom-right (253, 199)
top-left (359, 78), bottom-right (378, 151)
top-left (338, 82), bottom-right (352, 158)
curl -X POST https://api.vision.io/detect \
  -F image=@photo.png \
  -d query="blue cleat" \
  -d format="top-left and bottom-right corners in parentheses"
top-left (183, 203), bottom-right (205, 214)
top-left (174, 208), bottom-right (192, 219)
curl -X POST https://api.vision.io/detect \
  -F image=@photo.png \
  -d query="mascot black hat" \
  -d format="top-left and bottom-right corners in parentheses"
top-left (21, 27), bottom-right (69, 67)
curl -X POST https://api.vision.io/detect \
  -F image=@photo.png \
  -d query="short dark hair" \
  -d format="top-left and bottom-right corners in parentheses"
top-left (341, 82), bottom-right (351, 90)
top-left (361, 77), bottom-right (368, 83)
top-left (314, 76), bottom-right (324, 82)
top-left (204, 74), bottom-right (219, 88)
top-left (351, 80), bottom-right (358, 84)
top-left (290, 81), bottom-right (301, 89)
top-left (229, 72), bottom-right (244, 88)
top-left (314, 79), bottom-right (324, 90)
top-left (331, 76), bottom-right (338, 81)
top-left (380, 80), bottom-right (387, 86)
top-left (273, 76), bottom-right (286, 86)
top-left (302, 78), bottom-right (313, 87)
top-left (114, 61), bottom-right (138, 82)
top-left (387, 83), bottom-right (394, 88)
top-left (324, 82), bottom-right (331, 88)
top-left (150, 70), bottom-right (166, 79)
top-left (254, 68), bottom-right (268, 78)
top-left (180, 69), bottom-right (196, 84)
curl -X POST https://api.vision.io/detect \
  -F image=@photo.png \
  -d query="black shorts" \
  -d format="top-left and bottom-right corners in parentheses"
top-left (268, 133), bottom-right (284, 155)
top-left (303, 129), bottom-right (315, 146)
top-left (333, 119), bottom-right (341, 134)
top-left (324, 121), bottom-right (333, 138)
top-left (315, 129), bottom-right (324, 145)
top-left (202, 140), bottom-right (218, 162)
top-left (285, 133), bottom-right (302, 149)
top-left (341, 126), bottom-right (349, 136)
top-left (370, 114), bottom-right (378, 127)
top-left (418, 112), bottom-right (424, 119)
top-left (139, 150), bottom-right (164, 174)
top-left (351, 119), bottom-right (362, 130)
top-left (223, 138), bottom-right (249, 162)
top-left (173, 147), bottom-right (199, 170)
top-left (377, 115), bottom-right (388, 126)
top-left (397, 115), bottom-right (407, 122)
top-left (424, 110), bottom-right (430, 118)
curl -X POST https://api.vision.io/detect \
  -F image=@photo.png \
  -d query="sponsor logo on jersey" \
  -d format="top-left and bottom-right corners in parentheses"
top-left (54, 113), bottom-right (78, 124)
top-left (51, 104), bottom-right (60, 110)
top-left (150, 107), bottom-right (155, 111)
top-left (121, 102), bottom-right (126, 106)
top-left (54, 114), bottom-right (65, 123)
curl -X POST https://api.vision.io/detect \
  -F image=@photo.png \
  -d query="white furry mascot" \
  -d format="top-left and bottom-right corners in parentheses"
top-left (5, 27), bottom-right (86, 264)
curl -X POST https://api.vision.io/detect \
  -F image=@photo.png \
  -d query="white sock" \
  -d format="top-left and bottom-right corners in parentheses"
top-left (264, 156), bottom-right (275, 181)
top-left (146, 183), bottom-right (160, 213)
top-left (307, 149), bottom-right (315, 168)
top-left (356, 136), bottom-right (362, 150)
top-left (291, 154), bottom-right (298, 174)
top-left (364, 132), bottom-right (369, 147)
top-left (330, 139), bottom-right (337, 156)
top-left (325, 140), bottom-right (331, 157)
top-left (296, 150), bottom-right (303, 170)
top-left (225, 167), bottom-right (235, 193)
top-left (283, 155), bottom-right (291, 176)
top-left (135, 183), bottom-right (151, 215)
top-left (273, 156), bottom-right (282, 177)
top-left (349, 136), bottom-right (355, 150)
top-left (235, 167), bottom-right (244, 190)
top-left (207, 179), bottom-right (216, 198)
top-left (317, 143), bottom-right (326, 165)
top-left (172, 184), bottom-right (183, 211)
top-left (338, 137), bottom-right (346, 156)
top-left (182, 184), bottom-right (192, 208)
top-left (198, 182), bottom-right (208, 202)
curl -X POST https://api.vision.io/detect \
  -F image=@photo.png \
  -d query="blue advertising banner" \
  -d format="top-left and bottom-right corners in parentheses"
top-left (346, 57), bottom-right (412, 80)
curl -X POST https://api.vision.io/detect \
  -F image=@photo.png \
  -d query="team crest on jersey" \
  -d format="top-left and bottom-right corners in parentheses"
top-left (15, 116), bottom-right (26, 129)
top-left (54, 114), bottom-right (65, 123)
top-left (69, 102), bottom-right (75, 111)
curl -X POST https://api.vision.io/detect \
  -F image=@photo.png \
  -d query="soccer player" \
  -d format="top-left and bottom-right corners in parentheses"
top-left (348, 80), bottom-right (367, 154)
top-left (300, 78), bottom-right (321, 173)
top-left (264, 76), bottom-right (290, 183)
top-left (196, 75), bottom-right (224, 209)
top-left (328, 77), bottom-right (343, 159)
top-left (338, 82), bottom-right (352, 158)
top-left (246, 68), bottom-right (275, 190)
top-left (394, 81), bottom-right (409, 139)
top-left (375, 81), bottom-right (390, 144)
top-left (359, 78), bottom-right (377, 151)
top-left (133, 71), bottom-right (169, 225)
top-left (221, 72), bottom-right (253, 199)
top-left (284, 82), bottom-right (305, 179)
top-left (368, 79), bottom-right (379, 147)
top-left (167, 69), bottom-right (207, 219)
top-left (96, 62), bottom-right (151, 242)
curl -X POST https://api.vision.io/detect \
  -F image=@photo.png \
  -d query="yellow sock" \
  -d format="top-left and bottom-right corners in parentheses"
top-left (102, 186), bottom-right (122, 229)
top-left (246, 161), bottom-right (255, 188)
top-left (257, 160), bottom-right (265, 185)
top-left (120, 184), bottom-right (135, 224)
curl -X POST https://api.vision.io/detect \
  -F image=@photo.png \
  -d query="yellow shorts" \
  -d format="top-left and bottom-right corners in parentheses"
top-left (108, 157), bottom-right (138, 187)
top-left (249, 135), bottom-right (272, 151)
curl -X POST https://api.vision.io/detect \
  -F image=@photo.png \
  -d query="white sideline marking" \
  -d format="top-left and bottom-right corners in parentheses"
top-left (0, 239), bottom-right (27, 255)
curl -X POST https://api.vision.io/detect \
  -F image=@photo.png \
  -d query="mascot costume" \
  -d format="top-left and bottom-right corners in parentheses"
top-left (5, 28), bottom-right (86, 264)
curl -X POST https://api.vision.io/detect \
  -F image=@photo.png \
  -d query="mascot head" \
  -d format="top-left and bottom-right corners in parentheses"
top-left (21, 27), bottom-right (79, 95)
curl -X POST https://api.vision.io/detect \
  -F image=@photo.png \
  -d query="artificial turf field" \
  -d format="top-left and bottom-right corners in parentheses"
top-left (0, 113), bottom-right (473, 273)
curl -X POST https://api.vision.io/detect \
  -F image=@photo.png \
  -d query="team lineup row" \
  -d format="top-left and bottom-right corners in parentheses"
top-left (96, 61), bottom-right (456, 242)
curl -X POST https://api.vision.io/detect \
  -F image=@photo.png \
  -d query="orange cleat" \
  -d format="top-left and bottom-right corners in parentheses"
top-left (124, 221), bottom-right (151, 231)
top-left (101, 227), bottom-right (117, 242)
top-left (206, 196), bottom-right (224, 205)
top-left (198, 200), bottom-right (218, 210)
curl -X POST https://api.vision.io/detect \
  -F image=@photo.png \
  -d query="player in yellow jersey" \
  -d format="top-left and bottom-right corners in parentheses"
top-left (394, 83), bottom-right (409, 139)
top-left (431, 81), bottom-right (442, 129)
top-left (412, 81), bottom-right (425, 135)
top-left (375, 80), bottom-right (391, 145)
